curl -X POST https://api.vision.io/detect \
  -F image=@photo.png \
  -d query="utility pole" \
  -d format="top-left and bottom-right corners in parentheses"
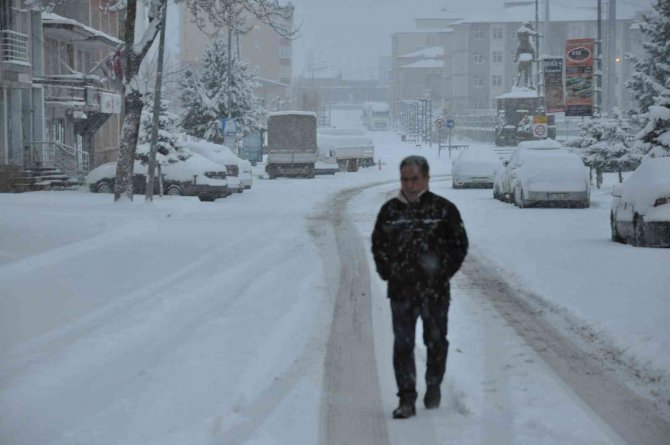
top-left (535, 0), bottom-right (540, 93)
top-left (605, 0), bottom-right (617, 115)
top-left (146, 1), bottom-right (167, 202)
top-left (596, 0), bottom-right (602, 117)
top-left (228, 25), bottom-right (233, 119)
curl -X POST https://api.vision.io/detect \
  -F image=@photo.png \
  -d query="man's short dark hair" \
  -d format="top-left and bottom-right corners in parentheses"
top-left (400, 155), bottom-right (430, 177)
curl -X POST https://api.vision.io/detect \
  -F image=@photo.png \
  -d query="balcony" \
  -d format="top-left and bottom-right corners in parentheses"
top-left (35, 75), bottom-right (121, 114)
top-left (0, 29), bottom-right (29, 65)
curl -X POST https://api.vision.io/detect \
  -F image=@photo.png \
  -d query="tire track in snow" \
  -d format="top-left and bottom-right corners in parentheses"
top-left (320, 183), bottom-right (393, 445)
top-left (461, 252), bottom-right (670, 445)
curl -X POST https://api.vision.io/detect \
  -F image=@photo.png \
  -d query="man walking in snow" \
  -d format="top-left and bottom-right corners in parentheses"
top-left (371, 155), bottom-right (468, 419)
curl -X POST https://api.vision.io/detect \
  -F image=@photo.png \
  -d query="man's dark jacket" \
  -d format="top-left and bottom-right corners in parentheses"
top-left (371, 190), bottom-right (468, 301)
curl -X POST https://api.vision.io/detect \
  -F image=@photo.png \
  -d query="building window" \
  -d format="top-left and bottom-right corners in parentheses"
top-left (493, 27), bottom-right (503, 39)
top-left (474, 52), bottom-right (484, 64)
top-left (475, 98), bottom-right (485, 109)
top-left (492, 51), bottom-right (503, 63)
top-left (474, 27), bottom-right (484, 40)
top-left (492, 74), bottom-right (502, 86)
top-left (474, 76), bottom-right (484, 87)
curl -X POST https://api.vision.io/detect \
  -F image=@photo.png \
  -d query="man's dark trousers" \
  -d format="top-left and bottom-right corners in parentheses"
top-left (390, 296), bottom-right (450, 403)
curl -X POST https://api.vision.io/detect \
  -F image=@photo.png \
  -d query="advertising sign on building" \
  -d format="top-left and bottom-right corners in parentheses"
top-left (564, 38), bottom-right (595, 116)
top-left (542, 57), bottom-right (564, 113)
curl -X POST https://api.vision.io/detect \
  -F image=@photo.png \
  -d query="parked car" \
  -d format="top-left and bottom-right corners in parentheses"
top-left (180, 140), bottom-right (245, 193)
top-left (239, 159), bottom-right (253, 190)
top-left (86, 151), bottom-right (230, 201)
top-left (610, 156), bottom-right (670, 247)
top-left (511, 150), bottom-right (590, 208)
top-left (500, 139), bottom-right (563, 202)
top-left (451, 147), bottom-right (503, 189)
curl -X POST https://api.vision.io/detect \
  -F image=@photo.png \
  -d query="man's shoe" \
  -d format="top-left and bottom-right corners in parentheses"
top-left (424, 385), bottom-right (441, 409)
top-left (392, 401), bottom-right (416, 419)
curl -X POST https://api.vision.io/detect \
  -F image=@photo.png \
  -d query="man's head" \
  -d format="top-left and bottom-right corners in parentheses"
top-left (399, 155), bottom-right (430, 203)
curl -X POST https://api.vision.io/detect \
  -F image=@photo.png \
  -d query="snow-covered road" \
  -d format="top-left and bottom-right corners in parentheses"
top-left (1, 113), bottom-right (669, 444)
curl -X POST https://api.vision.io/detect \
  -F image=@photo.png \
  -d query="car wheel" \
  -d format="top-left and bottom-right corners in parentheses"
top-left (96, 180), bottom-right (113, 193)
top-left (510, 188), bottom-right (516, 205)
top-left (633, 214), bottom-right (646, 247)
top-left (610, 213), bottom-right (624, 243)
top-left (198, 196), bottom-right (215, 202)
top-left (166, 185), bottom-right (182, 196)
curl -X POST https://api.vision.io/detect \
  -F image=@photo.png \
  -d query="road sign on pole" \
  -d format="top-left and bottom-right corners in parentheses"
top-left (445, 119), bottom-right (455, 129)
top-left (435, 118), bottom-right (444, 128)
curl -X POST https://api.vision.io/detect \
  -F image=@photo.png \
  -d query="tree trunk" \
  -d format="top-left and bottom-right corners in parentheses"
top-left (113, 0), bottom-right (165, 201)
top-left (114, 90), bottom-right (143, 201)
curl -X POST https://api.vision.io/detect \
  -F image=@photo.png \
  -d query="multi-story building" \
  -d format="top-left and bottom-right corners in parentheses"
top-left (0, 0), bottom-right (123, 175)
top-left (1, 0), bottom-right (42, 168)
top-left (390, 1), bottom-right (646, 121)
top-left (41, 0), bottom-right (123, 168)
top-left (178, 4), bottom-right (293, 112)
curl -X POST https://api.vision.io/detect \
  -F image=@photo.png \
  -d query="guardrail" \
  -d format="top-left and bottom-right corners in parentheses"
top-left (0, 29), bottom-right (29, 64)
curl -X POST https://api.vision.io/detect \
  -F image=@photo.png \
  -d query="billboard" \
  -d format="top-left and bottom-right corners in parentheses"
top-left (542, 57), bottom-right (564, 113)
top-left (564, 38), bottom-right (595, 116)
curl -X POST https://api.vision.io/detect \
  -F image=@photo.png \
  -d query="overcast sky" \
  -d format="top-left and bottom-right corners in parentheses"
top-left (288, 0), bottom-right (652, 80)
top-left (290, 0), bottom-right (447, 79)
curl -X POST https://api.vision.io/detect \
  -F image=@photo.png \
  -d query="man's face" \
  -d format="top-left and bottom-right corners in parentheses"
top-left (400, 164), bottom-right (429, 202)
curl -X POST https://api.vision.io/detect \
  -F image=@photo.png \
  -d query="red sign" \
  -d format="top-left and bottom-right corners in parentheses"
top-left (564, 38), bottom-right (594, 116)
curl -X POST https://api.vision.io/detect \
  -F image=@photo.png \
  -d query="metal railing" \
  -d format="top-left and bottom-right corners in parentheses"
top-left (23, 141), bottom-right (90, 178)
top-left (0, 30), bottom-right (29, 64)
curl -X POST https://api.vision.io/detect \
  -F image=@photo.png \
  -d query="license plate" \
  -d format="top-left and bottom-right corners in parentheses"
top-left (548, 193), bottom-right (568, 199)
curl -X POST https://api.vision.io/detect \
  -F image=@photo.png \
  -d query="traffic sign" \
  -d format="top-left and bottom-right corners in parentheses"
top-left (532, 123), bottom-right (547, 138)
top-left (435, 118), bottom-right (444, 128)
top-left (445, 119), bottom-right (455, 129)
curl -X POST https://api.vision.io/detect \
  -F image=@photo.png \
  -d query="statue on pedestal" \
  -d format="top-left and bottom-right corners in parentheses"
top-left (513, 21), bottom-right (539, 88)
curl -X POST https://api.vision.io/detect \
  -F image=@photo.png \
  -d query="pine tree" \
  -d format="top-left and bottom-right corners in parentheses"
top-left (178, 36), bottom-right (265, 144)
top-left (137, 93), bottom-right (189, 164)
top-left (566, 111), bottom-right (642, 185)
top-left (626, 0), bottom-right (670, 157)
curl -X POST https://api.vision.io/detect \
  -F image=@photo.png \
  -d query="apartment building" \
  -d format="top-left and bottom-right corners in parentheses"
top-left (389, 1), bottom-right (646, 120)
top-left (178, 3), bottom-right (293, 110)
top-left (1, 0), bottom-right (41, 167)
top-left (0, 0), bottom-right (123, 173)
top-left (42, 0), bottom-right (123, 168)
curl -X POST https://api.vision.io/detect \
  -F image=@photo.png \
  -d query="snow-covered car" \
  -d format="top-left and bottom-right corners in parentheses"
top-left (493, 167), bottom-right (506, 200)
top-left (239, 159), bottom-right (253, 189)
top-left (451, 147), bottom-right (503, 189)
top-left (180, 140), bottom-right (245, 193)
top-left (500, 139), bottom-right (563, 202)
top-left (610, 156), bottom-right (670, 247)
top-left (511, 150), bottom-right (590, 208)
top-left (86, 152), bottom-right (230, 201)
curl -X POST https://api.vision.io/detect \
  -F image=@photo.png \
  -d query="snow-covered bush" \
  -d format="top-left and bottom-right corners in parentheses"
top-left (137, 92), bottom-right (190, 165)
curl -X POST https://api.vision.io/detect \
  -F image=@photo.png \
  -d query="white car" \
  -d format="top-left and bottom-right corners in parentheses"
top-left (451, 147), bottom-right (503, 189)
top-left (511, 150), bottom-right (590, 208)
top-left (500, 139), bottom-right (563, 202)
top-left (610, 156), bottom-right (670, 247)
top-left (86, 150), bottom-right (230, 201)
top-left (180, 140), bottom-right (245, 193)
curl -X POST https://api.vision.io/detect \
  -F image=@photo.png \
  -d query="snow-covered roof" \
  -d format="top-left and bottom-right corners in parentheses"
top-left (399, 46), bottom-right (444, 59)
top-left (400, 59), bottom-right (444, 69)
top-left (497, 87), bottom-right (539, 99)
top-left (42, 12), bottom-right (123, 47)
top-left (256, 77), bottom-right (289, 88)
top-left (269, 111), bottom-right (317, 118)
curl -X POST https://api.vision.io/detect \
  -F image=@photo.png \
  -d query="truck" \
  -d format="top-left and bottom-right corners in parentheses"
top-left (317, 132), bottom-right (375, 172)
top-left (362, 102), bottom-right (390, 131)
top-left (266, 111), bottom-right (318, 179)
top-left (494, 88), bottom-right (541, 146)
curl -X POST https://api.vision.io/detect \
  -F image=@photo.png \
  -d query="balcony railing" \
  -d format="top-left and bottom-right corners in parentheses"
top-left (0, 29), bottom-right (29, 64)
top-left (36, 75), bottom-right (121, 113)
